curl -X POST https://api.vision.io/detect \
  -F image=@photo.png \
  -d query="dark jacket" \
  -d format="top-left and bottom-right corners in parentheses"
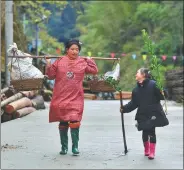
top-left (123, 79), bottom-right (169, 130)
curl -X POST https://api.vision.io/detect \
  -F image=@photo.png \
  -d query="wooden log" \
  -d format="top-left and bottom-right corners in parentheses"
top-left (1, 113), bottom-right (12, 123)
top-left (1, 93), bottom-right (7, 101)
top-left (114, 91), bottom-right (132, 100)
top-left (84, 93), bottom-right (97, 100)
top-left (12, 112), bottom-right (19, 120)
top-left (31, 95), bottom-right (45, 109)
top-left (5, 97), bottom-right (33, 114)
top-left (1, 109), bottom-right (4, 116)
top-left (1, 93), bottom-right (23, 108)
top-left (16, 107), bottom-right (36, 118)
top-left (1, 91), bottom-right (36, 108)
top-left (21, 91), bottom-right (37, 98)
top-left (4, 88), bottom-right (15, 98)
top-left (1, 87), bottom-right (9, 94)
top-left (166, 79), bottom-right (183, 88)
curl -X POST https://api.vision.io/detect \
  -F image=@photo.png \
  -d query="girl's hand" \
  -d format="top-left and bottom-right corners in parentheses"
top-left (120, 106), bottom-right (123, 113)
top-left (135, 122), bottom-right (138, 128)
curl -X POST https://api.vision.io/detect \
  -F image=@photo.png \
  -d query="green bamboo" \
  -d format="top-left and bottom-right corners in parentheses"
top-left (142, 29), bottom-right (168, 114)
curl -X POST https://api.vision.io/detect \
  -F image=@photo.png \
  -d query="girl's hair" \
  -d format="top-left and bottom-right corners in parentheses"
top-left (139, 68), bottom-right (152, 79)
top-left (64, 39), bottom-right (82, 53)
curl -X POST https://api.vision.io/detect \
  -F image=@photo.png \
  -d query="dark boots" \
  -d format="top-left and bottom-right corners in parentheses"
top-left (59, 121), bottom-right (80, 155)
top-left (71, 128), bottom-right (80, 155)
top-left (59, 126), bottom-right (68, 155)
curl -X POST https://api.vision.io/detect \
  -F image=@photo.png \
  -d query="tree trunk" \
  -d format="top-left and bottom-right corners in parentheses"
top-left (1, 109), bottom-right (4, 116)
top-left (1, 93), bottom-right (7, 101)
top-left (1, 113), bottom-right (12, 122)
top-left (31, 95), bottom-right (45, 109)
top-left (1, 91), bottom-right (36, 108)
top-left (114, 91), bottom-right (132, 100)
top-left (16, 107), bottom-right (36, 118)
top-left (1, 87), bottom-right (9, 94)
top-left (84, 93), bottom-right (97, 100)
top-left (5, 97), bottom-right (33, 114)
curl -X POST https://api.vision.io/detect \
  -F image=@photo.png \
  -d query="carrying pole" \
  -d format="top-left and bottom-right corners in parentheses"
top-left (8, 55), bottom-right (120, 61)
top-left (119, 91), bottom-right (128, 155)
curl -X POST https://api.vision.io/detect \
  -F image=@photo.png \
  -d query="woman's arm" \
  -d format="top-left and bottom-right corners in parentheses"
top-left (85, 58), bottom-right (98, 74)
top-left (45, 59), bottom-right (59, 80)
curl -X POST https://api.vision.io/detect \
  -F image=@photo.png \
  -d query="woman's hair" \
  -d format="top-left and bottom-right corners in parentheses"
top-left (139, 68), bottom-right (152, 79)
top-left (64, 39), bottom-right (82, 53)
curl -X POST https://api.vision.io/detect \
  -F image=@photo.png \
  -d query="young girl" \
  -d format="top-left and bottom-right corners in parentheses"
top-left (45, 39), bottom-right (98, 155)
top-left (121, 68), bottom-right (169, 159)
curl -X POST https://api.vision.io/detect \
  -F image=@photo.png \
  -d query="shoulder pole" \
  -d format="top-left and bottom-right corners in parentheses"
top-left (119, 91), bottom-right (128, 155)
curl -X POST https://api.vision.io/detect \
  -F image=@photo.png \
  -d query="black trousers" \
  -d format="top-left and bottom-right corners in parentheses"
top-left (59, 121), bottom-right (78, 126)
top-left (142, 127), bottom-right (156, 143)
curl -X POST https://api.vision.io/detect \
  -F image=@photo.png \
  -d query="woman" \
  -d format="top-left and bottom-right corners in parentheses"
top-left (121, 68), bottom-right (169, 160)
top-left (45, 39), bottom-right (98, 155)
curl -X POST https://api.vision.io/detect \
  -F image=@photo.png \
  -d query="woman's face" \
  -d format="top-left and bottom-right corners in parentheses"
top-left (135, 69), bottom-right (145, 82)
top-left (66, 44), bottom-right (79, 59)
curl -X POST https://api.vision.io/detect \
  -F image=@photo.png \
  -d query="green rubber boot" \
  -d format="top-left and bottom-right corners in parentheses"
top-left (59, 127), bottom-right (68, 155)
top-left (71, 128), bottom-right (80, 155)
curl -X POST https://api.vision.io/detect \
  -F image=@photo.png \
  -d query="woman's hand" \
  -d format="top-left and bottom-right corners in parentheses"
top-left (45, 56), bottom-right (51, 65)
top-left (84, 56), bottom-right (91, 61)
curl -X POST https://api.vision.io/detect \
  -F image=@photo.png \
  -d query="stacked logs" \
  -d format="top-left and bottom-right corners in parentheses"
top-left (114, 91), bottom-right (132, 100)
top-left (165, 68), bottom-right (183, 103)
top-left (1, 87), bottom-right (45, 123)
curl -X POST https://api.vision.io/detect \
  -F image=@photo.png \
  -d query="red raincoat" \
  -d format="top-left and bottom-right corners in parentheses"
top-left (46, 56), bottom-right (98, 123)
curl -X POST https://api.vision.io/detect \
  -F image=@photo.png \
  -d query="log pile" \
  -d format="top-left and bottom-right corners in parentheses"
top-left (165, 68), bottom-right (183, 103)
top-left (84, 93), bottom-right (97, 100)
top-left (1, 87), bottom-right (45, 123)
top-left (114, 91), bottom-right (132, 100)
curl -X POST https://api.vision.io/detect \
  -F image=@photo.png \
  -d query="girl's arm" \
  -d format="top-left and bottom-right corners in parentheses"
top-left (122, 90), bottom-right (138, 113)
top-left (154, 84), bottom-right (165, 100)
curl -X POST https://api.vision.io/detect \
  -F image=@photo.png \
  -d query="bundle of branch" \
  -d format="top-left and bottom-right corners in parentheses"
top-left (165, 68), bottom-right (183, 102)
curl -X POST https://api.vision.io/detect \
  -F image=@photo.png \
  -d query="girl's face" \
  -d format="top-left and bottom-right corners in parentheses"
top-left (135, 69), bottom-right (145, 82)
top-left (66, 44), bottom-right (79, 59)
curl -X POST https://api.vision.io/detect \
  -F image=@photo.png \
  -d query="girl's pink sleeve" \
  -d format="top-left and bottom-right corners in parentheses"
top-left (45, 59), bottom-right (59, 79)
top-left (85, 59), bottom-right (98, 74)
